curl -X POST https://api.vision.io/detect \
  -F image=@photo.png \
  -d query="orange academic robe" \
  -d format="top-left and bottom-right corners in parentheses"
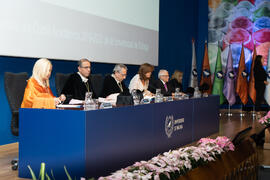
top-left (21, 78), bottom-right (56, 109)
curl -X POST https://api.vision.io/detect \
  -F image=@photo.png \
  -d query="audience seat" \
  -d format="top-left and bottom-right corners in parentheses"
top-left (90, 74), bottom-right (104, 97)
top-left (55, 73), bottom-right (72, 96)
top-left (4, 72), bottom-right (28, 170)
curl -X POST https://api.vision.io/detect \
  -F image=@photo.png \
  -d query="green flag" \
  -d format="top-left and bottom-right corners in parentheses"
top-left (212, 47), bottom-right (225, 104)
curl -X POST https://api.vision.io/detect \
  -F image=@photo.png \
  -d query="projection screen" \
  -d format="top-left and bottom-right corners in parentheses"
top-left (0, 0), bottom-right (159, 65)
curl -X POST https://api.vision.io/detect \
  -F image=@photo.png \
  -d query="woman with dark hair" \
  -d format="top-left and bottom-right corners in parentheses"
top-left (129, 63), bottom-right (154, 97)
top-left (254, 55), bottom-right (268, 117)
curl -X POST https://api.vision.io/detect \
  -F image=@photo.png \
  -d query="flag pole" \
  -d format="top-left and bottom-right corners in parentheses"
top-left (240, 103), bottom-right (245, 117)
top-left (226, 104), bottom-right (232, 117)
top-left (228, 104), bottom-right (232, 116)
top-left (252, 104), bottom-right (256, 117)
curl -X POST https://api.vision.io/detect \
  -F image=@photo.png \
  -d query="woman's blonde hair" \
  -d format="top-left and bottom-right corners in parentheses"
top-left (171, 70), bottom-right (183, 83)
top-left (32, 58), bottom-right (52, 87)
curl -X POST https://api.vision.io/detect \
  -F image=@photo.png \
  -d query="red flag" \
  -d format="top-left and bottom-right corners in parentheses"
top-left (236, 44), bottom-right (248, 105)
top-left (200, 41), bottom-right (212, 94)
top-left (248, 43), bottom-right (257, 104)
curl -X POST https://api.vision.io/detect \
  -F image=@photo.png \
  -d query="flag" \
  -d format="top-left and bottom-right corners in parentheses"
top-left (264, 48), bottom-right (270, 105)
top-left (188, 38), bottom-right (198, 88)
top-left (248, 43), bottom-right (257, 104)
top-left (223, 45), bottom-right (236, 106)
top-left (200, 41), bottom-right (212, 94)
top-left (212, 47), bottom-right (225, 104)
top-left (236, 44), bottom-right (248, 105)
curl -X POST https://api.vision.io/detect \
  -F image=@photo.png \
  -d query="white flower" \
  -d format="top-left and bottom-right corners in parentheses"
top-left (98, 136), bottom-right (234, 180)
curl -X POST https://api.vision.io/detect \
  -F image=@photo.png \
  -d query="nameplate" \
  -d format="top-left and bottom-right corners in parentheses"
top-left (100, 102), bottom-right (112, 109)
top-left (141, 98), bottom-right (151, 104)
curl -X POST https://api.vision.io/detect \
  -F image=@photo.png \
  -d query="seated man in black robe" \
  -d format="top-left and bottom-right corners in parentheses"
top-left (153, 69), bottom-right (173, 96)
top-left (101, 64), bottom-right (129, 98)
top-left (61, 58), bottom-right (97, 103)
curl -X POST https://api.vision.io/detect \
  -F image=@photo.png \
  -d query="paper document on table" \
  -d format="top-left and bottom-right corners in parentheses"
top-left (98, 93), bottom-right (119, 105)
top-left (56, 104), bottom-right (81, 108)
top-left (144, 95), bottom-right (154, 100)
top-left (69, 99), bottom-right (84, 104)
top-left (106, 93), bottom-right (119, 101)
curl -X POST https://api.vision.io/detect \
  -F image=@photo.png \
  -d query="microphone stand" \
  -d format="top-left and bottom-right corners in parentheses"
top-left (227, 104), bottom-right (233, 117)
top-left (240, 103), bottom-right (245, 117)
top-left (251, 104), bottom-right (256, 118)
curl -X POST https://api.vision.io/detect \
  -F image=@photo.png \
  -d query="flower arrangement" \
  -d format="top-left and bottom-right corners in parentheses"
top-left (259, 111), bottom-right (270, 127)
top-left (98, 136), bottom-right (234, 180)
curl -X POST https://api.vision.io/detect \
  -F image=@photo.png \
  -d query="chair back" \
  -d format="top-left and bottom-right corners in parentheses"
top-left (55, 73), bottom-right (72, 96)
top-left (90, 74), bottom-right (104, 97)
top-left (4, 72), bottom-right (28, 136)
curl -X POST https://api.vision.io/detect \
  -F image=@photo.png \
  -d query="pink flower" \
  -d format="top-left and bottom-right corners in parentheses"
top-left (259, 111), bottom-right (270, 126)
top-left (267, 111), bottom-right (270, 117)
top-left (98, 136), bottom-right (234, 180)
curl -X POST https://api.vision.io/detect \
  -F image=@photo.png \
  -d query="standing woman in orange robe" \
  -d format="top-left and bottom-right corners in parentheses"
top-left (21, 58), bottom-right (66, 109)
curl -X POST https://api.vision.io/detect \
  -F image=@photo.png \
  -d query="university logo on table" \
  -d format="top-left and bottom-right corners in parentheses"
top-left (165, 115), bottom-right (185, 138)
top-left (165, 115), bottom-right (174, 138)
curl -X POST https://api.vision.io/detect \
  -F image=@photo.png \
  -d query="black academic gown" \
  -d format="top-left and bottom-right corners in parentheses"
top-left (61, 73), bottom-right (97, 103)
top-left (254, 65), bottom-right (267, 111)
top-left (154, 79), bottom-right (173, 96)
top-left (101, 75), bottom-right (129, 98)
top-left (168, 79), bottom-right (183, 92)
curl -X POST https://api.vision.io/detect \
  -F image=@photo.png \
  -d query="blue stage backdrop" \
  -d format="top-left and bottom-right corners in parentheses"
top-left (0, 0), bottom-right (208, 145)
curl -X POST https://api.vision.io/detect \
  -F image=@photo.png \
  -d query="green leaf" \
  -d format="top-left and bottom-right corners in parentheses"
top-left (46, 173), bottom-right (51, 180)
top-left (64, 166), bottom-right (72, 180)
top-left (27, 165), bottom-right (37, 180)
top-left (39, 163), bottom-right (46, 180)
top-left (50, 169), bottom-right (56, 180)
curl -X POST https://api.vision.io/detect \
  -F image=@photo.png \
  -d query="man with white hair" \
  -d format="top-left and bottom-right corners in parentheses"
top-left (154, 69), bottom-right (172, 96)
top-left (101, 64), bottom-right (129, 98)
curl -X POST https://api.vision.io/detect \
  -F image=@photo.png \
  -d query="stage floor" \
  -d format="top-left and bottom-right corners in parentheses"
top-left (0, 109), bottom-right (269, 180)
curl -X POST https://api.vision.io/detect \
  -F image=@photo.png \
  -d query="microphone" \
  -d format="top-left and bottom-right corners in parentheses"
top-left (135, 90), bottom-right (144, 100)
top-left (186, 87), bottom-right (195, 97)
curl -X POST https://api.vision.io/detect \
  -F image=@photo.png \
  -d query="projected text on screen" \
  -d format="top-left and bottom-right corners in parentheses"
top-left (0, 0), bottom-right (159, 65)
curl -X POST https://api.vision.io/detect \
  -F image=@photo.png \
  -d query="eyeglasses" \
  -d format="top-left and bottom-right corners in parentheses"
top-left (120, 73), bottom-right (127, 77)
top-left (161, 74), bottom-right (169, 77)
top-left (81, 66), bottom-right (91, 69)
top-left (116, 71), bottom-right (127, 77)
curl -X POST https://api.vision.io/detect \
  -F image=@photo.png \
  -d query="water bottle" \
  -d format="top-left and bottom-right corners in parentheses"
top-left (174, 88), bottom-right (181, 100)
top-left (84, 92), bottom-right (96, 110)
top-left (131, 90), bottom-right (140, 105)
top-left (193, 87), bottom-right (201, 98)
top-left (155, 89), bottom-right (163, 103)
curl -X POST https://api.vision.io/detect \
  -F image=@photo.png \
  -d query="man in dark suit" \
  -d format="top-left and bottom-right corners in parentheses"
top-left (61, 58), bottom-right (96, 103)
top-left (154, 69), bottom-right (172, 96)
top-left (101, 64), bottom-right (129, 98)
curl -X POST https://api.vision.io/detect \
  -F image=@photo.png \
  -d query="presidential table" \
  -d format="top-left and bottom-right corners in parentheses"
top-left (18, 96), bottom-right (219, 179)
